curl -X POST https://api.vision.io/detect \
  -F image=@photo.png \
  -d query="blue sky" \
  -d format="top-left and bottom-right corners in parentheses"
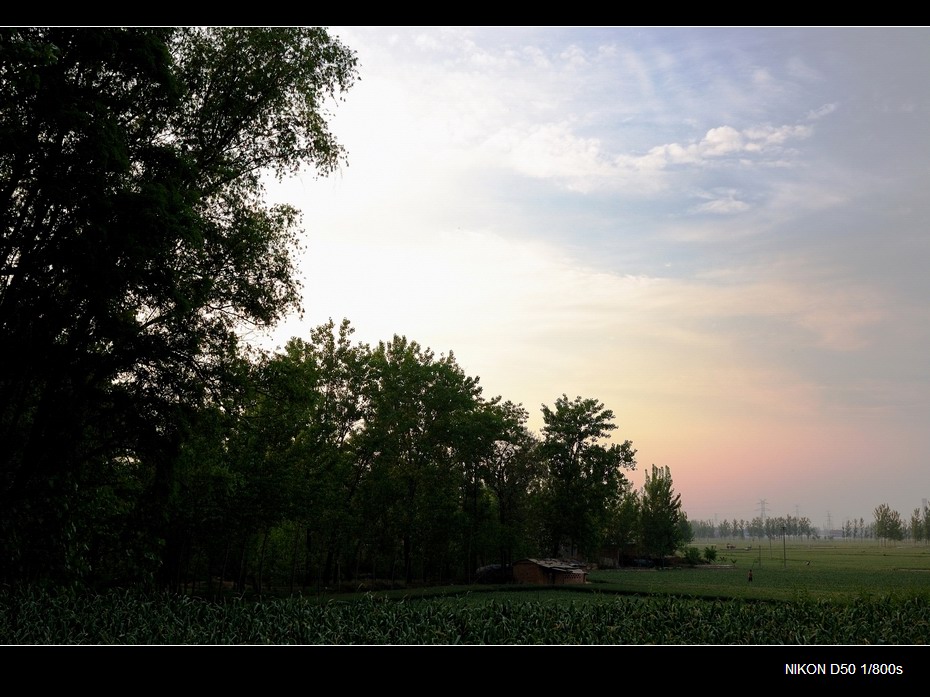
top-left (260, 27), bottom-right (930, 531)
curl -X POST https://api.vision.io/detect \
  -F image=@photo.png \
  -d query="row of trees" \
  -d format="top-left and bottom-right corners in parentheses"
top-left (167, 323), bottom-right (693, 591)
top-left (8, 308), bottom-right (693, 589)
top-left (690, 515), bottom-right (816, 541)
top-left (867, 504), bottom-right (930, 545)
top-left (691, 505), bottom-right (930, 545)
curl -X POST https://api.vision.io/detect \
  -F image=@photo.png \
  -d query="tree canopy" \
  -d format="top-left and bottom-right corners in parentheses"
top-left (537, 395), bottom-right (636, 559)
top-left (0, 27), bottom-right (358, 583)
top-left (639, 464), bottom-right (686, 562)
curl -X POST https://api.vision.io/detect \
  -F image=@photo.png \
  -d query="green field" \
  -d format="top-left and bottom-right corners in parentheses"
top-left (585, 540), bottom-right (930, 603)
top-left (3, 542), bottom-right (930, 645)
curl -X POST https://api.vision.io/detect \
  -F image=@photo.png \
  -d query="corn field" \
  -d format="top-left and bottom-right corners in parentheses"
top-left (3, 586), bottom-right (929, 644)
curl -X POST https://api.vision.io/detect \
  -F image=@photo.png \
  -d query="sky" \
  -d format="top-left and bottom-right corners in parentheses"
top-left (257, 27), bottom-right (930, 532)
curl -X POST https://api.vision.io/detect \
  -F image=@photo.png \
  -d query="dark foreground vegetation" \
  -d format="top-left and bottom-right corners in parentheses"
top-left (4, 584), bottom-right (929, 644)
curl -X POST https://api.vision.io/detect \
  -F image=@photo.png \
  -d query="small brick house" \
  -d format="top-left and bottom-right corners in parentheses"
top-left (512, 558), bottom-right (588, 585)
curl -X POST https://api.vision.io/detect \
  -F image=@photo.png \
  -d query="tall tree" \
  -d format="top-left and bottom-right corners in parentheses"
top-left (602, 484), bottom-right (640, 566)
top-left (638, 464), bottom-right (685, 563)
top-left (480, 400), bottom-right (542, 571)
top-left (0, 28), bottom-right (358, 584)
top-left (873, 503), bottom-right (904, 545)
top-left (355, 336), bottom-right (484, 584)
top-left (909, 508), bottom-right (923, 544)
top-left (537, 394), bottom-right (636, 560)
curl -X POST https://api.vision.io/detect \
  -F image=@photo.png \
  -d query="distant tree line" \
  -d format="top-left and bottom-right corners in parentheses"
top-left (689, 515), bottom-right (815, 541)
top-left (690, 504), bottom-right (930, 545)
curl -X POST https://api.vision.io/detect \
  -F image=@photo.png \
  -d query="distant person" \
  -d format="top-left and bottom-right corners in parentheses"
top-left (748, 569), bottom-right (753, 583)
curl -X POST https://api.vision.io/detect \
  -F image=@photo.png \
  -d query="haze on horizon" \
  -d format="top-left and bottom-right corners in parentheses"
top-left (259, 27), bottom-right (930, 532)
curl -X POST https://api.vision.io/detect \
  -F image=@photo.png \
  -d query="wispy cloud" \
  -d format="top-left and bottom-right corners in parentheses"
top-left (807, 102), bottom-right (838, 120)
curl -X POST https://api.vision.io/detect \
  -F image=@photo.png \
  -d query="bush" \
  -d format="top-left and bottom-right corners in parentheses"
top-left (703, 546), bottom-right (717, 563)
top-left (682, 547), bottom-right (703, 566)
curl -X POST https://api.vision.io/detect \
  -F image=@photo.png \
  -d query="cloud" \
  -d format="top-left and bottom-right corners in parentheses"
top-left (621, 123), bottom-right (813, 171)
top-left (476, 119), bottom-right (815, 196)
top-left (692, 197), bottom-right (751, 214)
top-left (559, 44), bottom-right (589, 68)
top-left (807, 103), bottom-right (838, 120)
top-left (522, 45), bottom-right (551, 68)
top-left (480, 122), bottom-right (615, 191)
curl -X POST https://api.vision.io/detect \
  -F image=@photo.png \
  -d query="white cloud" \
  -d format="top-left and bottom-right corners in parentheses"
top-left (559, 45), bottom-right (588, 68)
top-left (480, 122), bottom-right (614, 190)
top-left (522, 45), bottom-right (551, 68)
top-left (622, 123), bottom-right (813, 171)
top-left (693, 197), bottom-right (751, 214)
top-left (475, 119), bottom-right (814, 195)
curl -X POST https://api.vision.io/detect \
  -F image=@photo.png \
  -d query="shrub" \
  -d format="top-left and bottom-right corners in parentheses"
top-left (682, 547), bottom-right (703, 566)
top-left (703, 546), bottom-right (717, 563)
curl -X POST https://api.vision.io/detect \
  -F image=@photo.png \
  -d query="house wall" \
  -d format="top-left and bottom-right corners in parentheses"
top-left (513, 562), bottom-right (548, 585)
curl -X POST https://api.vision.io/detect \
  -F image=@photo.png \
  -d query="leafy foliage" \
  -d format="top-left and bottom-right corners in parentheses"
top-left (5, 585), bottom-right (930, 644)
top-left (873, 503), bottom-right (905, 544)
top-left (682, 546), bottom-right (702, 566)
top-left (537, 395), bottom-right (636, 560)
top-left (0, 27), bottom-right (358, 584)
top-left (639, 464), bottom-right (685, 561)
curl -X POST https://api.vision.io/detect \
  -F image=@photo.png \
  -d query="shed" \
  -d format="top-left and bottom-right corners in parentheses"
top-left (512, 558), bottom-right (588, 585)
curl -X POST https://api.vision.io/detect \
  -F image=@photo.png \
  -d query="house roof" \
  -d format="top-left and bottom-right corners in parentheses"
top-left (516, 558), bottom-right (587, 574)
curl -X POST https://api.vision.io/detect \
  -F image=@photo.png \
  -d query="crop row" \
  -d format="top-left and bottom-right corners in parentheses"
top-left (2, 587), bottom-right (928, 644)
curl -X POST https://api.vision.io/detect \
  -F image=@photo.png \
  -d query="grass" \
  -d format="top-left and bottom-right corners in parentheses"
top-left (584, 541), bottom-right (930, 603)
top-left (322, 541), bottom-right (930, 605)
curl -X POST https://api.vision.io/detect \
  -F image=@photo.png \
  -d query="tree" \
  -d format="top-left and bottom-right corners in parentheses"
top-left (266, 319), bottom-right (371, 589)
top-left (718, 519), bottom-right (732, 539)
top-left (537, 395), bottom-right (636, 560)
top-left (748, 516), bottom-right (765, 541)
top-left (638, 464), bottom-right (685, 563)
top-left (909, 508), bottom-right (923, 544)
top-left (873, 503), bottom-right (904, 546)
top-left (602, 484), bottom-right (640, 566)
top-left (0, 28), bottom-right (358, 584)
top-left (472, 400), bottom-right (543, 574)
top-left (354, 336), bottom-right (486, 584)
top-left (678, 510), bottom-right (694, 546)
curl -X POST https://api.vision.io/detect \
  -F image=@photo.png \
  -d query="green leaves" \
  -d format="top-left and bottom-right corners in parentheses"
top-left (537, 395), bottom-right (636, 559)
top-left (639, 464), bottom-right (685, 560)
top-left (7, 586), bottom-right (929, 644)
top-left (0, 28), bottom-right (358, 585)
